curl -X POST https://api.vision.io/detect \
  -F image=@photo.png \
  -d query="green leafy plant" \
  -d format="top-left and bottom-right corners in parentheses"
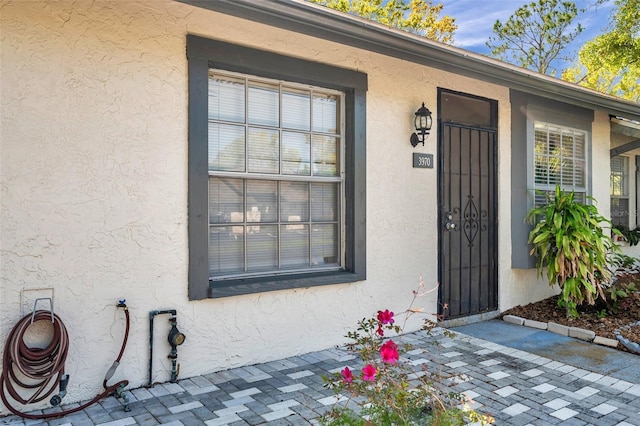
top-left (612, 226), bottom-right (640, 246)
top-left (609, 252), bottom-right (639, 270)
top-left (604, 281), bottom-right (638, 314)
top-left (320, 281), bottom-right (493, 425)
top-left (526, 185), bottom-right (616, 318)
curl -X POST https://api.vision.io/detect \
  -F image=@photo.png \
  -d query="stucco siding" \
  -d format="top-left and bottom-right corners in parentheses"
top-left (593, 111), bottom-right (612, 220)
top-left (0, 0), bottom-right (617, 410)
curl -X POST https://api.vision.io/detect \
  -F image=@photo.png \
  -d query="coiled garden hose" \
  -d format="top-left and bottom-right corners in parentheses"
top-left (0, 303), bottom-right (130, 419)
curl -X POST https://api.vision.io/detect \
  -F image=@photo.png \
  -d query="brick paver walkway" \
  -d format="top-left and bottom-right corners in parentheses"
top-left (2, 327), bottom-right (640, 425)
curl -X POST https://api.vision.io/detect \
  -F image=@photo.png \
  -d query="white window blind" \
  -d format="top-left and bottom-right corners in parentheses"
top-left (207, 70), bottom-right (343, 279)
top-left (533, 122), bottom-right (587, 207)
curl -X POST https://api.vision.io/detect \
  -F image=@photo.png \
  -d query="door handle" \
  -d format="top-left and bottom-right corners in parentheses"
top-left (444, 211), bottom-right (456, 231)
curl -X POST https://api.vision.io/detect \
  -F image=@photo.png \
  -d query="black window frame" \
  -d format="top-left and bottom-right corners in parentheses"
top-left (187, 35), bottom-right (367, 299)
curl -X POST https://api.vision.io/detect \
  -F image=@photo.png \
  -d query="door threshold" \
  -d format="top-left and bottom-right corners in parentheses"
top-left (438, 310), bottom-right (500, 328)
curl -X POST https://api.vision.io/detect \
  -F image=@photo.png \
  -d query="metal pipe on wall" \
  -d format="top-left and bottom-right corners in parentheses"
top-left (148, 309), bottom-right (185, 387)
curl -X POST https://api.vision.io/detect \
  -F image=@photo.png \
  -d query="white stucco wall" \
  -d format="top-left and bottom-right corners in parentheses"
top-left (593, 111), bottom-right (613, 220)
top-left (0, 0), bottom-right (616, 411)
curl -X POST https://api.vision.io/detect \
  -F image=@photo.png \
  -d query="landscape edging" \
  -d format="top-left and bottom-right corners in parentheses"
top-left (502, 315), bottom-right (619, 348)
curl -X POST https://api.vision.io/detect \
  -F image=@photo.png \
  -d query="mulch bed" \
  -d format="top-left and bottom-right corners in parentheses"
top-left (501, 274), bottom-right (640, 354)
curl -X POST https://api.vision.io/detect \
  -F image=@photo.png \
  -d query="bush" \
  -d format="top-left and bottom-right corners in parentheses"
top-left (526, 186), bottom-right (616, 318)
top-left (319, 281), bottom-right (493, 425)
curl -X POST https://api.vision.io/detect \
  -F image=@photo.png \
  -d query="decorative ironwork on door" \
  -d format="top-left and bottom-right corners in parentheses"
top-left (438, 91), bottom-right (498, 320)
top-left (461, 195), bottom-right (487, 246)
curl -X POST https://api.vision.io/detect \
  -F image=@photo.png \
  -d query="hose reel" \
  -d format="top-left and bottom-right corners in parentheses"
top-left (0, 299), bottom-right (131, 419)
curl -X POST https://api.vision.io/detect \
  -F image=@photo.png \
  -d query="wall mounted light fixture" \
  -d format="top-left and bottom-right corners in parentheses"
top-left (410, 102), bottom-right (433, 147)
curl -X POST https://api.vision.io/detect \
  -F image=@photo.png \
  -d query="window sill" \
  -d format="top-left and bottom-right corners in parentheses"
top-left (208, 270), bottom-right (363, 298)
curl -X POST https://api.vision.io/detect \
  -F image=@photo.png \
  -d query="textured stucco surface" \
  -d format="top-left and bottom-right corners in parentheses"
top-left (0, 0), bottom-right (615, 411)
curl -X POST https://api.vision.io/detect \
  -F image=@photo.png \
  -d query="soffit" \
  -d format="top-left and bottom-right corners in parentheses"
top-left (612, 117), bottom-right (640, 138)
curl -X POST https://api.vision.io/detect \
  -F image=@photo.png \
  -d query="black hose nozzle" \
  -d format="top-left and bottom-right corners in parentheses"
top-left (50, 374), bottom-right (69, 406)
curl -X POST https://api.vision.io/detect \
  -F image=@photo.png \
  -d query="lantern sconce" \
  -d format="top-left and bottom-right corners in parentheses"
top-left (410, 102), bottom-right (433, 147)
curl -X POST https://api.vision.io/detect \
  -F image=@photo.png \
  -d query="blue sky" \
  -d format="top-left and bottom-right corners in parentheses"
top-left (438, 0), bottom-right (615, 70)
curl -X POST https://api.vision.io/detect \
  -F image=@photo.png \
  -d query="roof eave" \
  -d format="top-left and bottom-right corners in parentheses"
top-left (178, 0), bottom-right (640, 122)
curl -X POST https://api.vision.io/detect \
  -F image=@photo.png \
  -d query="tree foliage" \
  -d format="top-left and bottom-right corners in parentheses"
top-left (308, 0), bottom-right (457, 43)
top-left (562, 0), bottom-right (640, 102)
top-left (486, 0), bottom-right (583, 75)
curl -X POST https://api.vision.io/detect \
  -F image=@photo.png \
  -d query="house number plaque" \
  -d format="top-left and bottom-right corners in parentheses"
top-left (413, 153), bottom-right (433, 169)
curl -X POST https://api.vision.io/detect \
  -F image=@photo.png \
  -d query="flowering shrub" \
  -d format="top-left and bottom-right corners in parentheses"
top-left (320, 282), bottom-right (493, 425)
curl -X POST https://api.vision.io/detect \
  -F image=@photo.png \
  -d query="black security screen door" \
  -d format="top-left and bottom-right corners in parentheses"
top-left (438, 90), bottom-right (498, 319)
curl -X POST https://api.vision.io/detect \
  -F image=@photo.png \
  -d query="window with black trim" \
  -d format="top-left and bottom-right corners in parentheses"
top-left (187, 35), bottom-right (367, 299)
top-left (510, 90), bottom-right (594, 269)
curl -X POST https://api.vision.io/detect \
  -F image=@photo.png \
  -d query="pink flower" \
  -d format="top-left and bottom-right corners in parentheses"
top-left (376, 324), bottom-right (384, 336)
top-left (362, 364), bottom-right (376, 381)
top-left (341, 367), bottom-right (353, 383)
top-left (377, 309), bottom-right (394, 325)
top-left (380, 340), bottom-right (399, 364)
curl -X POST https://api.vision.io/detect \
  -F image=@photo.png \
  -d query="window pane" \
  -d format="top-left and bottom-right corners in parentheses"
top-left (312, 224), bottom-right (338, 266)
top-left (560, 133), bottom-right (572, 158)
top-left (611, 198), bottom-right (629, 228)
top-left (440, 91), bottom-right (494, 128)
top-left (313, 135), bottom-right (338, 176)
top-left (575, 159), bottom-right (586, 187)
top-left (549, 129), bottom-right (561, 156)
top-left (248, 82), bottom-right (279, 127)
top-left (281, 182), bottom-right (309, 222)
top-left (534, 127), bottom-right (548, 155)
top-left (281, 224), bottom-right (309, 268)
top-left (246, 180), bottom-right (277, 223)
top-left (311, 183), bottom-right (338, 221)
top-left (574, 133), bottom-right (585, 159)
top-left (534, 155), bottom-right (548, 185)
top-left (611, 156), bottom-right (628, 196)
top-left (209, 226), bottom-right (244, 274)
top-left (574, 192), bottom-right (586, 203)
top-left (282, 132), bottom-right (311, 175)
top-left (209, 177), bottom-right (243, 224)
top-left (247, 225), bottom-right (278, 272)
top-left (548, 157), bottom-right (561, 185)
top-left (208, 73), bottom-right (245, 123)
top-left (313, 93), bottom-right (339, 133)
top-left (561, 159), bottom-right (575, 186)
top-left (282, 89), bottom-right (310, 131)
top-left (208, 123), bottom-right (245, 172)
top-left (534, 191), bottom-right (549, 208)
top-left (248, 128), bottom-right (279, 173)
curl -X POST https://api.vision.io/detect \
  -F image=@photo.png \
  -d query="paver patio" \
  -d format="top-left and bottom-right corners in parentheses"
top-left (2, 323), bottom-right (640, 425)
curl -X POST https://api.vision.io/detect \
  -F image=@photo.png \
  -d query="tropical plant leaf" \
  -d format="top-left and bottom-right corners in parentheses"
top-left (527, 185), bottom-right (618, 317)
